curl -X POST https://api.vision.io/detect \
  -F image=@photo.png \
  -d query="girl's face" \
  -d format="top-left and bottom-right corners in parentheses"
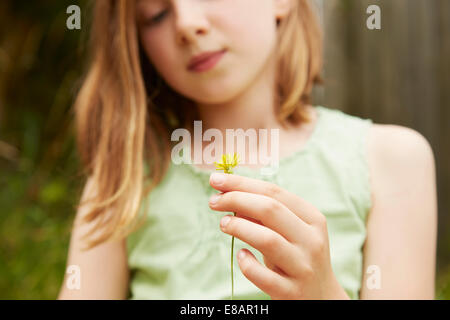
top-left (136, 0), bottom-right (291, 104)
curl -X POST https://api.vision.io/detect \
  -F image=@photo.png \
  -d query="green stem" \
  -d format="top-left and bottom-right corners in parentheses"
top-left (231, 211), bottom-right (236, 300)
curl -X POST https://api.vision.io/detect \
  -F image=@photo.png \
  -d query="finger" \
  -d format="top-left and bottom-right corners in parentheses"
top-left (263, 255), bottom-right (288, 277)
top-left (237, 249), bottom-right (294, 300)
top-left (220, 215), bottom-right (305, 277)
top-left (210, 173), bottom-right (322, 225)
top-left (210, 191), bottom-right (311, 245)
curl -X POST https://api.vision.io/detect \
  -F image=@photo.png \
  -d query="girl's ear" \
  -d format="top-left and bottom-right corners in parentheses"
top-left (273, 0), bottom-right (294, 21)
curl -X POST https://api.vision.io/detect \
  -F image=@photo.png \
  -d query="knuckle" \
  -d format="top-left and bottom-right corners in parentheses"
top-left (266, 182), bottom-right (281, 197)
top-left (264, 197), bottom-right (282, 215)
top-left (261, 232), bottom-right (281, 249)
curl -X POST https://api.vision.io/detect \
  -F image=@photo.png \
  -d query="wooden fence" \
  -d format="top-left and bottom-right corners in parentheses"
top-left (312, 0), bottom-right (450, 269)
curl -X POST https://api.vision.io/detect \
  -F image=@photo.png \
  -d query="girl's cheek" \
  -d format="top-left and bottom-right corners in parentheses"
top-left (213, 7), bottom-right (274, 55)
top-left (140, 31), bottom-right (173, 70)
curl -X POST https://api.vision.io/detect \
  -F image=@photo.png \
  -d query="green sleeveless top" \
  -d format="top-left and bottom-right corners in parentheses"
top-left (126, 106), bottom-right (374, 300)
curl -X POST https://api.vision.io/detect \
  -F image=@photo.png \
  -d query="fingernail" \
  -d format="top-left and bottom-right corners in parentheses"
top-left (221, 215), bottom-right (231, 228)
top-left (209, 193), bottom-right (222, 205)
top-left (238, 250), bottom-right (246, 261)
top-left (210, 173), bottom-right (226, 185)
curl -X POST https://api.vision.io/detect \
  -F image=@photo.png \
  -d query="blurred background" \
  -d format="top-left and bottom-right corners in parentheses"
top-left (0, 0), bottom-right (448, 299)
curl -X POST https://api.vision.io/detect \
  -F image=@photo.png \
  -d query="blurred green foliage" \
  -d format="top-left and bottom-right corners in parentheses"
top-left (0, 0), bottom-right (87, 299)
top-left (0, 0), bottom-right (449, 299)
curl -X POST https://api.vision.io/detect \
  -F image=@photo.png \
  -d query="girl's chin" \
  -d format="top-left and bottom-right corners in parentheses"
top-left (184, 86), bottom-right (242, 104)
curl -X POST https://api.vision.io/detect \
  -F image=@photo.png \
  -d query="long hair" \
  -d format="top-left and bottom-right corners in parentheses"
top-left (73, 0), bottom-right (323, 250)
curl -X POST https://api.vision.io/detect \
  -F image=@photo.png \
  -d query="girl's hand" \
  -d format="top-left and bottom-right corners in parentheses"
top-left (208, 172), bottom-right (350, 300)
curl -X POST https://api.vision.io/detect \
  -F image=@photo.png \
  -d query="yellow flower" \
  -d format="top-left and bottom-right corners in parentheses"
top-left (214, 153), bottom-right (240, 174)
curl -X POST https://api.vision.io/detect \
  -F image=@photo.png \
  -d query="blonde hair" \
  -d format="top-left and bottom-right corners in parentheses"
top-left (74, 0), bottom-right (323, 250)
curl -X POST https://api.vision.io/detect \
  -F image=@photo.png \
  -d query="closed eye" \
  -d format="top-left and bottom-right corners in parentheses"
top-left (146, 9), bottom-right (169, 26)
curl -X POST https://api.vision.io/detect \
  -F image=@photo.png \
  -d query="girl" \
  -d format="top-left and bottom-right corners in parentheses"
top-left (58, 0), bottom-right (437, 300)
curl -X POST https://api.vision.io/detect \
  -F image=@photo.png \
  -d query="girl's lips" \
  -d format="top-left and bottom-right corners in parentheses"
top-left (187, 49), bottom-right (227, 72)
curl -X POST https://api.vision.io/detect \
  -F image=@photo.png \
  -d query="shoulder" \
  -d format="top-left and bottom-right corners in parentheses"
top-left (366, 123), bottom-right (436, 209)
top-left (367, 124), bottom-right (435, 175)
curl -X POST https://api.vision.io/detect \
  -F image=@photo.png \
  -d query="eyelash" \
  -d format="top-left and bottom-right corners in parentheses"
top-left (146, 10), bottom-right (169, 26)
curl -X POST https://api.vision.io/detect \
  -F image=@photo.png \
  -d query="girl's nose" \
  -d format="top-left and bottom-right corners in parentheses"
top-left (173, 0), bottom-right (210, 45)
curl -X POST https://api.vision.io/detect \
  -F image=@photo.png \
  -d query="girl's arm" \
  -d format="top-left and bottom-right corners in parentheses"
top-left (360, 124), bottom-right (437, 299)
top-left (58, 177), bottom-right (130, 300)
